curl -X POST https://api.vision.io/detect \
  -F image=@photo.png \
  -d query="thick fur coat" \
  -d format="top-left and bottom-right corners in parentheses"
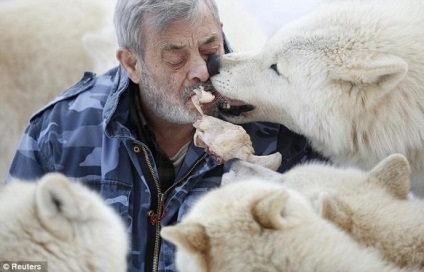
top-left (161, 178), bottom-right (406, 272)
top-left (0, 173), bottom-right (128, 272)
top-left (0, 0), bottom-right (118, 180)
top-left (282, 154), bottom-right (424, 269)
top-left (210, 0), bottom-right (424, 197)
top-left (223, 154), bottom-right (424, 270)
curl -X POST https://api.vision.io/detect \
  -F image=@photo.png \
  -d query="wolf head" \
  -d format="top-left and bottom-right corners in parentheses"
top-left (225, 152), bottom-right (411, 231)
top-left (0, 173), bottom-right (128, 272)
top-left (162, 160), bottom-right (408, 271)
top-left (210, 0), bottom-right (424, 175)
top-left (283, 153), bottom-right (411, 209)
top-left (220, 154), bottom-right (420, 268)
top-left (161, 179), bottom-right (316, 272)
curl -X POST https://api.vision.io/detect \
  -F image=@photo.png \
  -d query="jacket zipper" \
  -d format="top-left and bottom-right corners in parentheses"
top-left (141, 145), bottom-right (207, 272)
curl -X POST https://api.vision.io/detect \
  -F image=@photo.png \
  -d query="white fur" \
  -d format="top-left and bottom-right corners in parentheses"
top-left (223, 154), bottom-right (424, 269)
top-left (0, 0), bottom-right (118, 180)
top-left (161, 178), bottom-right (405, 272)
top-left (211, 0), bottom-right (424, 197)
top-left (0, 173), bottom-right (128, 272)
top-left (282, 154), bottom-right (424, 269)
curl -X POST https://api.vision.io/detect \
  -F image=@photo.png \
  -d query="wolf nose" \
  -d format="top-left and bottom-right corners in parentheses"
top-left (207, 54), bottom-right (220, 77)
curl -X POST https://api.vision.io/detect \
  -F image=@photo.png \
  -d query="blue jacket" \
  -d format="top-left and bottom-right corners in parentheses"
top-left (7, 66), bottom-right (321, 272)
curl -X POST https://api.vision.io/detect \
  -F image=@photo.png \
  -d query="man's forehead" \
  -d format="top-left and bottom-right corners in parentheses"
top-left (157, 33), bottom-right (221, 51)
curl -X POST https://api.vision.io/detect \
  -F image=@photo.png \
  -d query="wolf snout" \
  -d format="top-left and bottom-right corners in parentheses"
top-left (207, 54), bottom-right (220, 77)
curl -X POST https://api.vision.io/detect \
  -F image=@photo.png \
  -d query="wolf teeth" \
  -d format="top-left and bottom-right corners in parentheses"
top-left (221, 101), bottom-right (231, 109)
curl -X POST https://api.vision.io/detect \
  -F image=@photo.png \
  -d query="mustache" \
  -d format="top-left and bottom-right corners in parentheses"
top-left (183, 81), bottom-right (225, 115)
top-left (183, 81), bottom-right (214, 94)
top-left (182, 81), bottom-right (223, 101)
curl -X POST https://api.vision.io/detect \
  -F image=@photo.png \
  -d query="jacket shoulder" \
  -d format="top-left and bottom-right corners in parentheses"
top-left (30, 67), bottom-right (119, 121)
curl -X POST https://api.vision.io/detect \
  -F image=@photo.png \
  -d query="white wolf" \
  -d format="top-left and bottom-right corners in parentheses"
top-left (223, 154), bottom-right (424, 269)
top-left (209, 0), bottom-right (424, 197)
top-left (0, 0), bottom-right (118, 181)
top-left (161, 177), bottom-right (407, 272)
top-left (0, 173), bottom-right (128, 272)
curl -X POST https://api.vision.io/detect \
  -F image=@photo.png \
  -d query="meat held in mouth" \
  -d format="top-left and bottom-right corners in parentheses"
top-left (191, 87), bottom-right (282, 170)
top-left (191, 86), bottom-right (215, 115)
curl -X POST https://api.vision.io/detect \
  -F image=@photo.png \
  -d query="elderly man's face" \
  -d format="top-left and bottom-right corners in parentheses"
top-left (140, 4), bottom-right (224, 124)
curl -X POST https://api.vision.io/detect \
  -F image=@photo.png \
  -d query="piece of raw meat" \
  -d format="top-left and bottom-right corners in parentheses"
top-left (191, 88), bottom-right (282, 170)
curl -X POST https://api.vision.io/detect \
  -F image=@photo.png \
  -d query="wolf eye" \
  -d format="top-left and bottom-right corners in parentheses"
top-left (270, 64), bottom-right (281, 75)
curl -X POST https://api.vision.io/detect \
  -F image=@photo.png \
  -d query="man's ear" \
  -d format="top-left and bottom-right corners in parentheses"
top-left (116, 47), bottom-right (142, 83)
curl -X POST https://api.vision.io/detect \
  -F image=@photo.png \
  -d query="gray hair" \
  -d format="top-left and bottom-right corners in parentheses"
top-left (114, 0), bottom-right (221, 58)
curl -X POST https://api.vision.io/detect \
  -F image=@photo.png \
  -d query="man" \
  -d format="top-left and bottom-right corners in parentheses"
top-left (7, 0), bottom-right (321, 271)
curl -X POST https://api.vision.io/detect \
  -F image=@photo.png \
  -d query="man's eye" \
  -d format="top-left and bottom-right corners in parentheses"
top-left (270, 64), bottom-right (281, 75)
top-left (163, 50), bottom-right (186, 69)
top-left (169, 61), bottom-right (183, 66)
top-left (166, 60), bottom-right (185, 69)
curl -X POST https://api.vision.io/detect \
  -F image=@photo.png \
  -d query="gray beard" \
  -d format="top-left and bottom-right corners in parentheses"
top-left (139, 69), bottom-right (195, 124)
top-left (139, 68), bottom-right (219, 124)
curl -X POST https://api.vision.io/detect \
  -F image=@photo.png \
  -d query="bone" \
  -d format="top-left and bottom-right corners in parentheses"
top-left (191, 86), bottom-right (215, 115)
top-left (191, 89), bottom-right (282, 170)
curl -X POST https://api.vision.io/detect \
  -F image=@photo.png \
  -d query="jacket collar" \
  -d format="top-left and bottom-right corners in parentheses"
top-left (103, 66), bottom-right (130, 125)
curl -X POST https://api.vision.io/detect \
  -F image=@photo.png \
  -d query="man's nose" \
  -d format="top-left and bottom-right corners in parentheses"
top-left (207, 54), bottom-right (220, 77)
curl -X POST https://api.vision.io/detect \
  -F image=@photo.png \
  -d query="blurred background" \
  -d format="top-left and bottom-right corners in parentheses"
top-left (0, 0), bottom-right (319, 180)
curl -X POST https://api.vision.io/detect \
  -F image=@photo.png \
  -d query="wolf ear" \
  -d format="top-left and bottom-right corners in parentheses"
top-left (35, 173), bottom-right (82, 240)
top-left (161, 223), bottom-right (209, 255)
top-left (251, 189), bottom-right (304, 230)
top-left (335, 54), bottom-right (407, 92)
top-left (319, 192), bottom-right (353, 231)
top-left (368, 154), bottom-right (411, 199)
